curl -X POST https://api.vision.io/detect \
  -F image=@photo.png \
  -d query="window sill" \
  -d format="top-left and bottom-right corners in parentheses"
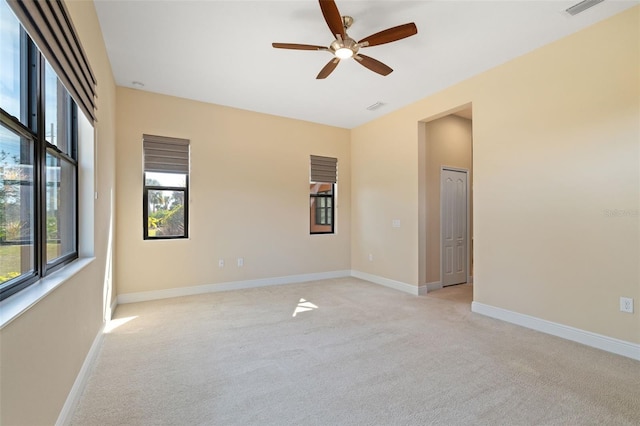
top-left (0, 257), bottom-right (95, 330)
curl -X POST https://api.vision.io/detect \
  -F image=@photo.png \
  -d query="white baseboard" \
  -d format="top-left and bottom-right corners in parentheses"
top-left (472, 302), bottom-right (640, 362)
top-left (117, 270), bottom-right (351, 304)
top-left (56, 324), bottom-right (105, 426)
top-left (425, 281), bottom-right (443, 293)
top-left (351, 270), bottom-right (419, 295)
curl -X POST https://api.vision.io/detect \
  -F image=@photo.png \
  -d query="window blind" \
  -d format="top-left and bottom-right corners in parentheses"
top-left (310, 155), bottom-right (337, 183)
top-left (143, 134), bottom-right (190, 174)
top-left (7, 0), bottom-right (97, 123)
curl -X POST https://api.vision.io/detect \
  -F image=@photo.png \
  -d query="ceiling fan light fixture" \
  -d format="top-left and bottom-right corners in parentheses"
top-left (330, 36), bottom-right (358, 59)
top-left (335, 47), bottom-right (354, 59)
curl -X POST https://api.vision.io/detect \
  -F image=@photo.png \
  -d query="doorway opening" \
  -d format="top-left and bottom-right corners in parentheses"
top-left (418, 105), bottom-right (473, 298)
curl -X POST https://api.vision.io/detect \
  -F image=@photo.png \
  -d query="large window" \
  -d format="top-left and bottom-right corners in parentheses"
top-left (0, 1), bottom-right (79, 300)
top-left (309, 155), bottom-right (337, 235)
top-left (143, 135), bottom-right (189, 240)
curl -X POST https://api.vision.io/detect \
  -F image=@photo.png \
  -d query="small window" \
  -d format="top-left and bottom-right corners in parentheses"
top-left (310, 155), bottom-right (337, 234)
top-left (310, 183), bottom-right (334, 233)
top-left (143, 135), bottom-right (189, 239)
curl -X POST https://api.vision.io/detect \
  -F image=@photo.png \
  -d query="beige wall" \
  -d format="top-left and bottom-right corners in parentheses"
top-left (424, 115), bottom-right (473, 284)
top-left (352, 7), bottom-right (639, 343)
top-left (116, 89), bottom-right (350, 296)
top-left (351, 112), bottom-right (421, 286)
top-left (0, 1), bottom-right (117, 425)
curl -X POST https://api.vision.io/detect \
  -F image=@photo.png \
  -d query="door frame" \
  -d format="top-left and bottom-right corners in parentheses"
top-left (440, 166), bottom-right (471, 286)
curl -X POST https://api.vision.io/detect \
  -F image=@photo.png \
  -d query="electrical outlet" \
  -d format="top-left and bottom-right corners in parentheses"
top-left (620, 297), bottom-right (634, 313)
top-left (237, 257), bottom-right (244, 267)
top-left (218, 259), bottom-right (224, 268)
top-left (368, 254), bottom-right (373, 262)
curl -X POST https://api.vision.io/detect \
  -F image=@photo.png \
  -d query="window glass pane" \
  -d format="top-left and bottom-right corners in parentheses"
top-left (44, 60), bottom-right (73, 153)
top-left (145, 172), bottom-right (186, 187)
top-left (0, 1), bottom-right (22, 120)
top-left (147, 189), bottom-right (185, 237)
top-left (0, 124), bottom-right (34, 285)
top-left (45, 153), bottom-right (76, 262)
top-left (58, 93), bottom-right (72, 154)
top-left (44, 61), bottom-right (58, 145)
top-left (310, 182), bottom-right (333, 195)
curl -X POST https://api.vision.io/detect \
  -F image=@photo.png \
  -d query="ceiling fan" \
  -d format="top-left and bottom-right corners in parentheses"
top-left (272, 0), bottom-right (418, 79)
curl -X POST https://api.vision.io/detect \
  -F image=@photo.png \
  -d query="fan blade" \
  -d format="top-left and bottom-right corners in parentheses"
top-left (317, 58), bottom-right (340, 79)
top-left (354, 54), bottom-right (393, 76)
top-left (319, 0), bottom-right (345, 39)
top-left (272, 43), bottom-right (327, 51)
top-left (358, 23), bottom-right (417, 47)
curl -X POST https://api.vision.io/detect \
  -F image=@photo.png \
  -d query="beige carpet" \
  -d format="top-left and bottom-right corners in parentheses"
top-left (71, 278), bottom-right (640, 425)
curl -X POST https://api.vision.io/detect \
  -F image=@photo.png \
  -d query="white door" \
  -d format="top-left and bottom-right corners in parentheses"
top-left (441, 169), bottom-right (467, 286)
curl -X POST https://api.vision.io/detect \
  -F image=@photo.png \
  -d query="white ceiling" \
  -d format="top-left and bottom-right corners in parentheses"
top-left (94, 0), bottom-right (638, 129)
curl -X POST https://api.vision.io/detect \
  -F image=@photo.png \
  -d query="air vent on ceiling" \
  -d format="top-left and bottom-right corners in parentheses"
top-left (366, 101), bottom-right (385, 111)
top-left (565, 0), bottom-right (604, 16)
